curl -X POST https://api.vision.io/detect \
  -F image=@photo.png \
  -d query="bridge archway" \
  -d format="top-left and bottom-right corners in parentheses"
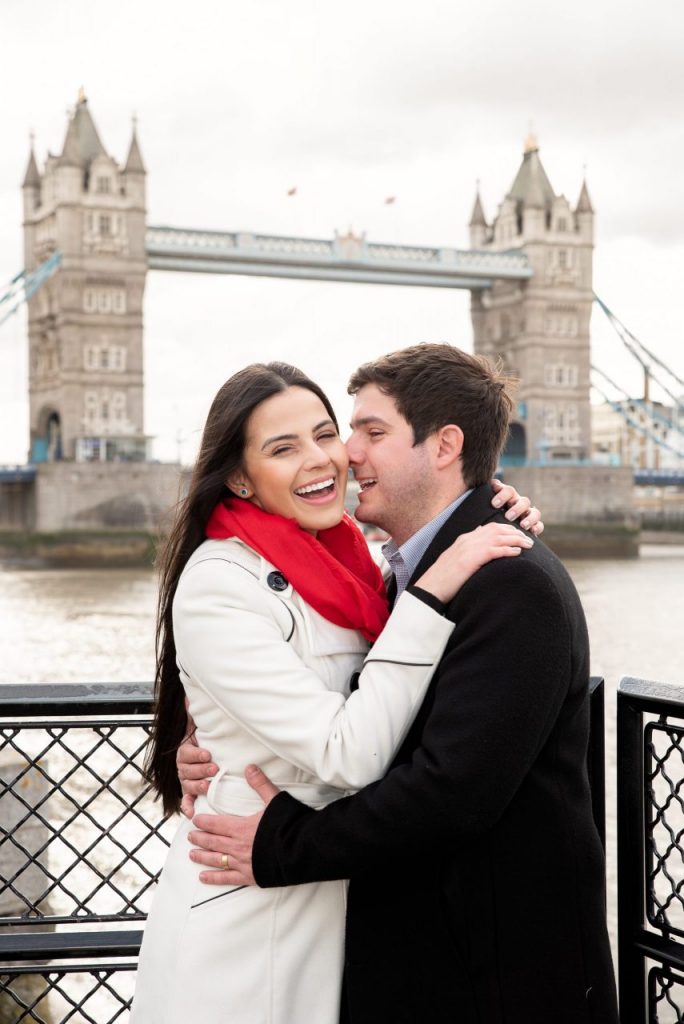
top-left (32, 407), bottom-right (63, 462)
top-left (501, 421), bottom-right (527, 466)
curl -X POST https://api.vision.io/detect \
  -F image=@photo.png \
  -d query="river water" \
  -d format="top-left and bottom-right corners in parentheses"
top-left (1, 545), bottom-right (683, 962)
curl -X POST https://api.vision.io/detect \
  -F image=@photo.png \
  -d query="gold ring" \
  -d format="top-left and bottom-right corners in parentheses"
top-left (220, 853), bottom-right (230, 869)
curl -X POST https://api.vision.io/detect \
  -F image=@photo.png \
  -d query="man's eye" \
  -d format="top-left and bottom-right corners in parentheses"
top-left (368, 431), bottom-right (384, 439)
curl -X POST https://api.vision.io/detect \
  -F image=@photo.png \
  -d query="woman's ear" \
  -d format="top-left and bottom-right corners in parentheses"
top-left (226, 472), bottom-right (252, 499)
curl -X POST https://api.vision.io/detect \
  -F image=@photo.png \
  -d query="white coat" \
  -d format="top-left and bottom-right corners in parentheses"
top-left (131, 537), bottom-right (454, 1024)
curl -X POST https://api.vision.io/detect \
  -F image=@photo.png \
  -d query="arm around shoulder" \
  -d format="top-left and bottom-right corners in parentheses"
top-left (253, 556), bottom-right (574, 885)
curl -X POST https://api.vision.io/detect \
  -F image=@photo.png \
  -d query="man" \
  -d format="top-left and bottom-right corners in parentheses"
top-left (179, 344), bottom-right (618, 1023)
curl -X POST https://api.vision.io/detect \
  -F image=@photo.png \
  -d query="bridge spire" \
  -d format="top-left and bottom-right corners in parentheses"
top-left (469, 182), bottom-right (488, 248)
top-left (507, 135), bottom-right (555, 210)
top-left (576, 177), bottom-right (593, 214)
top-left (124, 118), bottom-right (146, 175)
top-left (58, 90), bottom-right (106, 168)
top-left (469, 182), bottom-right (487, 227)
top-left (22, 137), bottom-right (40, 189)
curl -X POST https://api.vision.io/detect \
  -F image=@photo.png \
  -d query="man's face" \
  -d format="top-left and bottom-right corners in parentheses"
top-left (346, 384), bottom-right (436, 545)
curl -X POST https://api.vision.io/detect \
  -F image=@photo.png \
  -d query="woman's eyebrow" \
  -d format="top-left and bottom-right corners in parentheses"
top-left (261, 433), bottom-right (297, 450)
top-left (261, 420), bottom-right (335, 450)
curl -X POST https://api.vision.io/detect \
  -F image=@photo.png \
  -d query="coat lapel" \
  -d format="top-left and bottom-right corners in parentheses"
top-left (408, 483), bottom-right (500, 587)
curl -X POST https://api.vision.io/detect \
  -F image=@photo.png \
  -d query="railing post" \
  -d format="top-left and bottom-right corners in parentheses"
top-left (617, 683), bottom-right (647, 1023)
top-left (588, 677), bottom-right (606, 851)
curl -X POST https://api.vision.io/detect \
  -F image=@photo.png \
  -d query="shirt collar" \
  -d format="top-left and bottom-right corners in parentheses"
top-left (382, 489), bottom-right (473, 594)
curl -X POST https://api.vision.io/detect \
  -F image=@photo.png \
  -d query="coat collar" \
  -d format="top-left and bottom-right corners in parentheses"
top-left (408, 483), bottom-right (500, 588)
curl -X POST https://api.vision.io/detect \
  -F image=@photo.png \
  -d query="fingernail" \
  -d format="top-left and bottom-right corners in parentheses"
top-left (209, 765), bottom-right (218, 775)
top-left (520, 518), bottom-right (529, 529)
top-left (505, 509), bottom-right (516, 520)
top-left (523, 537), bottom-right (534, 546)
top-left (189, 851), bottom-right (197, 861)
top-left (200, 751), bottom-right (209, 762)
top-left (492, 498), bottom-right (503, 507)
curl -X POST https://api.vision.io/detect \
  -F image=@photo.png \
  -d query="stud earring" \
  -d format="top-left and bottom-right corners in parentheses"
top-left (239, 487), bottom-right (249, 498)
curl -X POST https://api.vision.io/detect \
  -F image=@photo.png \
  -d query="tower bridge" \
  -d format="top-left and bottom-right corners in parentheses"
top-left (5, 92), bottom-right (682, 553)
top-left (15, 92), bottom-right (597, 470)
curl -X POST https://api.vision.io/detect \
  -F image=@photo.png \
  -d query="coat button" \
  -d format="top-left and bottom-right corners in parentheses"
top-left (267, 571), bottom-right (289, 592)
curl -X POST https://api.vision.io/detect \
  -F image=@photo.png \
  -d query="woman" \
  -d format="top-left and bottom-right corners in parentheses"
top-left (131, 362), bottom-right (538, 1024)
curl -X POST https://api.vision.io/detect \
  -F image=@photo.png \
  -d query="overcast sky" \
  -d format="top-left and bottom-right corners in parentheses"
top-left (1, 0), bottom-right (682, 464)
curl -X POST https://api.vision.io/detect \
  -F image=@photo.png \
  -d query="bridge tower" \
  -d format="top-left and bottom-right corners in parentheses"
top-left (470, 134), bottom-right (594, 464)
top-left (22, 90), bottom-right (148, 463)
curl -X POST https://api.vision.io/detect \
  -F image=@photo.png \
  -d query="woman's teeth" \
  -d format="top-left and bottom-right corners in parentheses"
top-left (295, 478), bottom-right (335, 496)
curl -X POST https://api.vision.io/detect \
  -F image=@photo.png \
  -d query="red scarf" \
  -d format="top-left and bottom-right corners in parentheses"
top-left (206, 500), bottom-right (389, 642)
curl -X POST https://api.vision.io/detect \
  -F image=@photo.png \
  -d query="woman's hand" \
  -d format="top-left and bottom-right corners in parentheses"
top-left (491, 478), bottom-right (544, 535)
top-left (416, 523), bottom-right (534, 604)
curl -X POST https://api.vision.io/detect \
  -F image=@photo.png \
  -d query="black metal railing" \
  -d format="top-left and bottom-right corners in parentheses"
top-left (1, 678), bottom-right (608, 1023)
top-left (0, 683), bottom-right (169, 1023)
top-left (618, 676), bottom-right (684, 1023)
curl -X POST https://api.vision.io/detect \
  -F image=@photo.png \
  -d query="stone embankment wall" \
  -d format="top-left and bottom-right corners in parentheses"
top-left (505, 464), bottom-right (639, 557)
top-left (33, 462), bottom-right (185, 532)
top-left (0, 462), bottom-right (188, 566)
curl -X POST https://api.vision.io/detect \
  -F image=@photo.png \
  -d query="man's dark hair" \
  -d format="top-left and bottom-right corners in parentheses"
top-left (348, 343), bottom-right (516, 487)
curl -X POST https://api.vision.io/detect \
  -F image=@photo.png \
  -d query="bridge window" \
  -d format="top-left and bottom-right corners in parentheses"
top-left (543, 402), bottom-right (581, 445)
top-left (557, 218), bottom-right (567, 232)
top-left (544, 363), bottom-right (579, 388)
top-left (96, 177), bottom-right (111, 194)
top-left (99, 215), bottom-right (112, 237)
top-left (83, 287), bottom-right (126, 314)
top-left (112, 392), bottom-right (126, 419)
top-left (83, 344), bottom-right (127, 372)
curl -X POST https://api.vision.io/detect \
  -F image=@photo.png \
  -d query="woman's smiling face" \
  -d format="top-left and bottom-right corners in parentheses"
top-left (233, 386), bottom-right (349, 534)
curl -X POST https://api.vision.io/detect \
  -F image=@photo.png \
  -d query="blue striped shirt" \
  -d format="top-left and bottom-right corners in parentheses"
top-left (382, 490), bottom-right (473, 598)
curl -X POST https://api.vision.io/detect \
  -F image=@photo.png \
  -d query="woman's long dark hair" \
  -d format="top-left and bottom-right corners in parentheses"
top-left (146, 362), bottom-right (339, 815)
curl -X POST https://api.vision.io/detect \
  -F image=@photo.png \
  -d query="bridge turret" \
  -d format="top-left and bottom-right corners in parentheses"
top-left (470, 134), bottom-right (594, 465)
top-left (22, 141), bottom-right (41, 266)
top-left (22, 142), bottom-right (40, 208)
top-left (23, 92), bottom-right (148, 464)
top-left (122, 120), bottom-right (146, 210)
top-left (575, 177), bottom-right (594, 244)
top-left (468, 185), bottom-right (488, 248)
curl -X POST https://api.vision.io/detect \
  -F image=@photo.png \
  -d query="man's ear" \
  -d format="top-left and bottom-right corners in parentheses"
top-left (434, 424), bottom-right (464, 469)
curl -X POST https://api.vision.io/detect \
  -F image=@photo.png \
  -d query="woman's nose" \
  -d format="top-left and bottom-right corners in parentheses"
top-left (304, 441), bottom-right (332, 467)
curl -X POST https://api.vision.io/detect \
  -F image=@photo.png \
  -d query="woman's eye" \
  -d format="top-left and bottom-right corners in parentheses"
top-left (272, 446), bottom-right (293, 456)
top-left (317, 432), bottom-right (338, 442)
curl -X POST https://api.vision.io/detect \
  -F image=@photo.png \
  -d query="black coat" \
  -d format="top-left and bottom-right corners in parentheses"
top-left (253, 484), bottom-right (619, 1024)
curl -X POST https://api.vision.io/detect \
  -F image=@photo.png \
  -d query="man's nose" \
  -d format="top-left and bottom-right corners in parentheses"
top-left (345, 434), bottom-right (364, 465)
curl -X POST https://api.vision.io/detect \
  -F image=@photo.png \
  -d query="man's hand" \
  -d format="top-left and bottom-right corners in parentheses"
top-left (188, 765), bottom-right (281, 886)
top-left (176, 711), bottom-right (218, 818)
